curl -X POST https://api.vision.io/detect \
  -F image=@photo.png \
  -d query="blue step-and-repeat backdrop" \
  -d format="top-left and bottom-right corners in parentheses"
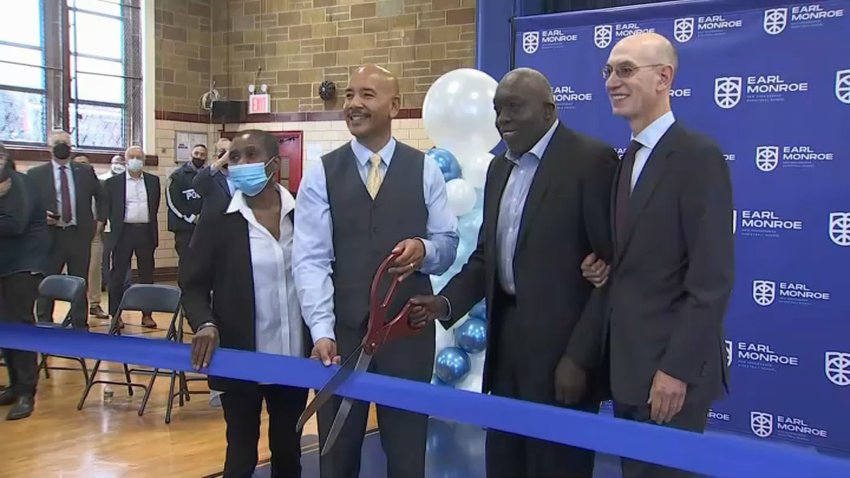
top-left (512, 0), bottom-right (850, 454)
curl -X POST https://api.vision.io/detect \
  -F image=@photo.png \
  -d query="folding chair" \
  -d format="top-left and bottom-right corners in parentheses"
top-left (77, 284), bottom-right (182, 416)
top-left (163, 310), bottom-right (210, 424)
top-left (34, 275), bottom-right (90, 385)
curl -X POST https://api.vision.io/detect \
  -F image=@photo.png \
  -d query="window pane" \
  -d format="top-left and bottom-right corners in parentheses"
top-left (68, 0), bottom-right (122, 16)
top-left (70, 11), bottom-right (122, 60)
top-left (0, 0), bottom-right (41, 47)
top-left (0, 90), bottom-right (46, 143)
top-left (73, 56), bottom-right (122, 76)
top-left (70, 102), bottom-right (124, 147)
top-left (72, 73), bottom-right (124, 104)
top-left (0, 46), bottom-right (44, 89)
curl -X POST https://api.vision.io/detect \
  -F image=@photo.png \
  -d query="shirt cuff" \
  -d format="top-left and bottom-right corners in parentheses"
top-left (309, 321), bottom-right (336, 344)
top-left (439, 295), bottom-right (452, 322)
top-left (417, 237), bottom-right (437, 272)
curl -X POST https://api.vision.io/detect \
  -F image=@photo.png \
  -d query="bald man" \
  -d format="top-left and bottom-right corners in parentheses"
top-left (27, 129), bottom-right (106, 329)
top-left (589, 33), bottom-right (733, 478)
top-left (409, 67), bottom-right (618, 478)
top-left (293, 64), bottom-right (458, 478)
top-left (104, 146), bottom-right (161, 327)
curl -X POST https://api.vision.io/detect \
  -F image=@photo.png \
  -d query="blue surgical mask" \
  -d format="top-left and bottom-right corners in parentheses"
top-left (229, 160), bottom-right (272, 197)
top-left (127, 158), bottom-right (143, 172)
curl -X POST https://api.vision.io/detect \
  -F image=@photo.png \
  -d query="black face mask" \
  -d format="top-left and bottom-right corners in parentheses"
top-left (53, 143), bottom-right (71, 160)
top-left (192, 158), bottom-right (206, 169)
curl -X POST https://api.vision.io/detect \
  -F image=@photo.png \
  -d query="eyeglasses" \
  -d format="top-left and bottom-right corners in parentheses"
top-left (602, 63), bottom-right (664, 80)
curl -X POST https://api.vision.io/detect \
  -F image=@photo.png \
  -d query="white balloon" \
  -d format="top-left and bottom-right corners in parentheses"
top-left (445, 178), bottom-right (476, 217)
top-left (459, 152), bottom-right (493, 189)
top-left (423, 69), bottom-right (502, 160)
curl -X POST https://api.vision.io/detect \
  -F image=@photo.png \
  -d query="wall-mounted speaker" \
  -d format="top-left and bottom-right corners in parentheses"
top-left (211, 100), bottom-right (245, 123)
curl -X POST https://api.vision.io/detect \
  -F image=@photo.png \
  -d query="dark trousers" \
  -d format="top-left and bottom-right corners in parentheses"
top-left (108, 225), bottom-right (155, 317)
top-left (102, 231), bottom-right (130, 292)
top-left (173, 230), bottom-right (193, 259)
top-left (220, 384), bottom-right (309, 478)
top-left (486, 292), bottom-right (599, 478)
top-left (0, 272), bottom-right (41, 396)
top-left (614, 401), bottom-right (709, 478)
top-left (318, 321), bottom-right (434, 478)
top-left (36, 227), bottom-right (90, 328)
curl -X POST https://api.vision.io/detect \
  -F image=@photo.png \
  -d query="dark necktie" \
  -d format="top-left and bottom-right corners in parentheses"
top-left (615, 140), bottom-right (642, 248)
top-left (60, 165), bottom-right (72, 224)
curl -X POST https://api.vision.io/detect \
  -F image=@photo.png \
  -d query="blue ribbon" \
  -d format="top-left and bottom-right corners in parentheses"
top-left (2, 322), bottom-right (849, 477)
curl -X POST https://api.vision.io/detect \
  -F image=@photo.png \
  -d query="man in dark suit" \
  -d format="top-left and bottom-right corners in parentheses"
top-left (0, 143), bottom-right (49, 420)
top-left (587, 33), bottom-right (734, 478)
top-left (293, 64), bottom-right (458, 478)
top-left (26, 130), bottom-right (105, 329)
top-left (194, 138), bottom-right (234, 216)
top-left (104, 145), bottom-right (161, 328)
top-left (409, 68), bottom-right (618, 478)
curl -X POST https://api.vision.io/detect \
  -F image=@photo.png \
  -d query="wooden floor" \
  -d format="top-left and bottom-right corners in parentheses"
top-left (0, 303), bottom-right (377, 477)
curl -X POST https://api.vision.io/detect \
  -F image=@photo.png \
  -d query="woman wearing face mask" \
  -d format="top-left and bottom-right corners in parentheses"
top-left (179, 130), bottom-right (311, 478)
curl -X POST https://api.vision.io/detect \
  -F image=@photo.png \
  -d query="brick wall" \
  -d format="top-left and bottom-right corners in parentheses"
top-left (155, 1), bottom-right (212, 114)
top-left (157, 0), bottom-right (477, 115)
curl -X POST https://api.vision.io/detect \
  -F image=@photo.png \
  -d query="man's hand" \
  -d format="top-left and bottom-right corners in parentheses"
top-left (211, 150), bottom-right (229, 171)
top-left (408, 295), bottom-right (449, 329)
top-left (388, 238), bottom-right (425, 281)
top-left (648, 370), bottom-right (687, 424)
top-left (554, 356), bottom-right (587, 404)
top-left (581, 253), bottom-right (610, 287)
top-left (46, 211), bottom-right (59, 226)
top-left (311, 337), bottom-right (341, 366)
top-left (191, 326), bottom-right (219, 371)
top-left (0, 178), bottom-right (10, 198)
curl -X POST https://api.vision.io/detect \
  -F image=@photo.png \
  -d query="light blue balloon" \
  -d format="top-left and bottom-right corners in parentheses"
top-left (458, 211), bottom-right (483, 240)
top-left (435, 346), bottom-right (471, 384)
top-left (427, 147), bottom-right (462, 182)
top-left (469, 300), bottom-right (486, 320)
top-left (455, 318), bottom-right (487, 354)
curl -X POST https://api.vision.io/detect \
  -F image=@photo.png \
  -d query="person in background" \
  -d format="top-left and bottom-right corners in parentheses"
top-left (167, 144), bottom-right (206, 261)
top-left (104, 146), bottom-right (160, 329)
top-left (71, 153), bottom-right (108, 320)
top-left (0, 142), bottom-right (49, 420)
top-left (293, 63), bottom-right (458, 478)
top-left (181, 130), bottom-right (311, 478)
top-left (589, 32), bottom-right (734, 478)
top-left (27, 130), bottom-right (105, 330)
top-left (194, 138), bottom-right (234, 214)
top-left (98, 155), bottom-right (130, 306)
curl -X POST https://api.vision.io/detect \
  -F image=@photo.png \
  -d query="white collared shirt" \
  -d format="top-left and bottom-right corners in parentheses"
top-left (630, 111), bottom-right (675, 191)
top-left (124, 173), bottom-right (150, 223)
top-left (226, 185), bottom-right (304, 358)
top-left (52, 160), bottom-right (77, 226)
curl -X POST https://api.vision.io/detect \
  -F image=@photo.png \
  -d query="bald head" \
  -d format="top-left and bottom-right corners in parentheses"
top-left (614, 33), bottom-right (678, 75)
top-left (493, 67), bottom-right (557, 155)
top-left (344, 63), bottom-right (401, 148)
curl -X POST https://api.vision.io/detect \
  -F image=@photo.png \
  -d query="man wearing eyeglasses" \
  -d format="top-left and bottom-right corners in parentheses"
top-left (588, 32), bottom-right (734, 478)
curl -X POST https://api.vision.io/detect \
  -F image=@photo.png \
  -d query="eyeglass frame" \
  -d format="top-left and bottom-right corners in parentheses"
top-left (602, 63), bottom-right (667, 80)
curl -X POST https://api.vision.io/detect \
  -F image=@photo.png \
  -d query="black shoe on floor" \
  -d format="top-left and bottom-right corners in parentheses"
top-left (6, 396), bottom-right (34, 420)
top-left (0, 388), bottom-right (15, 406)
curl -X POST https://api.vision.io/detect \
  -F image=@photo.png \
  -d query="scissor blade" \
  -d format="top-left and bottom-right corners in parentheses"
top-left (320, 352), bottom-right (373, 456)
top-left (295, 345), bottom-right (364, 432)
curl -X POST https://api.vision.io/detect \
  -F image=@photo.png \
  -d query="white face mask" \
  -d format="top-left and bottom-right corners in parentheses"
top-left (127, 158), bottom-right (143, 172)
top-left (111, 164), bottom-right (126, 174)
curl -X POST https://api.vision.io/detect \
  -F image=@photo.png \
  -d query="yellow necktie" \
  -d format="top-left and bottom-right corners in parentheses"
top-left (366, 153), bottom-right (383, 199)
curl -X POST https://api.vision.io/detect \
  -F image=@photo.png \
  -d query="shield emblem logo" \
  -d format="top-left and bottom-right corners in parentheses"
top-left (522, 31), bottom-right (539, 54)
top-left (594, 25), bottom-right (612, 49)
top-left (825, 352), bottom-right (850, 386)
top-left (752, 280), bottom-right (775, 306)
top-left (714, 77), bottom-right (742, 109)
top-left (763, 8), bottom-right (788, 35)
top-left (755, 146), bottom-right (779, 172)
top-left (836, 69), bottom-right (850, 104)
top-left (828, 212), bottom-right (850, 246)
top-left (750, 412), bottom-right (773, 438)
top-left (725, 340), bottom-right (733, 367)
top-left (674, 18), bottom-right (694, 43)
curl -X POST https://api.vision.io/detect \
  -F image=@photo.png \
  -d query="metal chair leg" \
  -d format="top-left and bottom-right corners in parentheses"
top-left (123, 364), bottom-right (134, 396)
top-left (77, 359), bottom-right (102, 410)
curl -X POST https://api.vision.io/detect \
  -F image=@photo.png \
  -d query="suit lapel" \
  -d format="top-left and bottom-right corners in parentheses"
top-left (616, 123), bottom-right (682, 261)
top-left (117, 173), bottom-right (127, 222)
top-left (143, 173), bottom-right (155, 214)
top-left (71, 163), bottom-right (83, 219)
top-left (43, 164), bottom-right (58, 211)
top-left (515, 126), bottom-right (566, 251)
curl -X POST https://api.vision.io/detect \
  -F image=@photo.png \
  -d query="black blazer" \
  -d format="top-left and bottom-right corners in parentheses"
top-left (193, 166), bottom-right (232, 218)
top-left (0, 171), bottom-right (49, 277)
top-left (440, 123), bottom-right (618, 394)
top-left (179, 200), bottom-right (310, 392)
top-left (104, 172), bottom-right (161, 247)
top-left (26, 160), bottom-right (105, 240)
top-left (606, 121), bottom-right (734, 407)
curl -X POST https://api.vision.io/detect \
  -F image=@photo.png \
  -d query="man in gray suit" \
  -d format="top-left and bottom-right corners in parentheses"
top-left (27, 130), bottom-right (105, 330)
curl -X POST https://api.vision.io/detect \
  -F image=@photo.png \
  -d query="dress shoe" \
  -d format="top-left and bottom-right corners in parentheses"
top-left (141, 315), bottom-right (157, 328)
top-left (90, 305), bottom-right (109, 319)
top-left (0, 388), bottom-right (15, 406)
top-left (6, 396), bottom-right (34, 420)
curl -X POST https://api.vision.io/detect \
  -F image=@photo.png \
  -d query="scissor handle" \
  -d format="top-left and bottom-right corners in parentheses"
top-left (363, 252), bottom-right (418, 354)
